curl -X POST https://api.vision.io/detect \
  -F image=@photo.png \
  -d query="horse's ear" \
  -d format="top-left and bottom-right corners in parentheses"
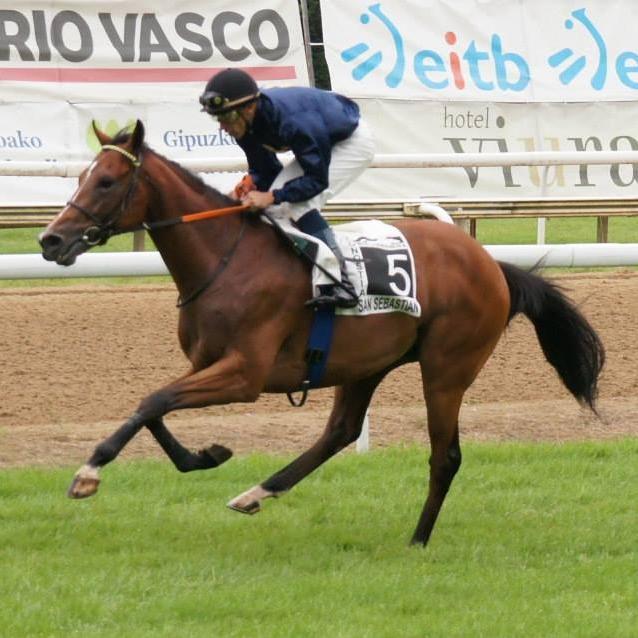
top-left (125, 119), bottom-right (145, 155)
top-left (92, 121), bottom-right (112, 146)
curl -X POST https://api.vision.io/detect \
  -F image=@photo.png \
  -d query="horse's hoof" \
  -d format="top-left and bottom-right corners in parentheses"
top-left (199, 443), bottom-right (233, 468)
top-left (227, 484), bottom-right (276, 514)
top-left (227, 498), bottom-right (261, 515)
top-left (67, 475), bottom-right (100, 499)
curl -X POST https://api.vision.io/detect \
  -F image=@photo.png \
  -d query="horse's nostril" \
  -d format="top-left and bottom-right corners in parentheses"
top-left (39, 233), bottom-right (66, 260)
top-left (39, 232), bottom-right (63, 250)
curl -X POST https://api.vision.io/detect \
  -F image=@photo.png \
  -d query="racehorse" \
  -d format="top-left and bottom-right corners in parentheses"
top-left (39, 121), bottom-right (605, 547)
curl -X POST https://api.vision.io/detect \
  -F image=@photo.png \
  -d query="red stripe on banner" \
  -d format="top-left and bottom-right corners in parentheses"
top-left (0, 66), bottom-right (297, 83)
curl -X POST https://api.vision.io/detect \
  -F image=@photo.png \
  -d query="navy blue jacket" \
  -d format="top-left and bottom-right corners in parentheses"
top-left (236, 87), bottom-right (360, 204)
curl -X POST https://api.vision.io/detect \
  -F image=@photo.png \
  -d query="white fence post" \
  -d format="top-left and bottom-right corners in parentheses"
top-left (356, 411), bottom-right (370, 453)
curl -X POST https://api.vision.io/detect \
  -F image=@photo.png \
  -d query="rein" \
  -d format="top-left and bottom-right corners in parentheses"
top-left (176, 215), bottom-right (247, 308)
top-left (141, 203), bottom-right (250, 232)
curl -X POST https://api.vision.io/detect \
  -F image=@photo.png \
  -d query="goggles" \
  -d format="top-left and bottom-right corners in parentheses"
top-left (199, 90), bottom-right (258, 121)
top-left (199, 92), bottom-right (229, 115)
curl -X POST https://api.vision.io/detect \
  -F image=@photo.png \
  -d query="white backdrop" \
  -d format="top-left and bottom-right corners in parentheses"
top-left (3, 1), bottom-right (638, 203)
top-left (0, 0), bottom-right (308, 201)
top-left (321, 0), bottom-right (638, 199)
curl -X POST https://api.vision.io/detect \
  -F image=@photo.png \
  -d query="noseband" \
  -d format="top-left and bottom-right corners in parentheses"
top-left (67, 144), bottom-right (142, 247)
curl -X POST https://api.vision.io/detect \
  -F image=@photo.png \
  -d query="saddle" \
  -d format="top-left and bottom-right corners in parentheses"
top-left (266, 216), bottom-right (421, 319)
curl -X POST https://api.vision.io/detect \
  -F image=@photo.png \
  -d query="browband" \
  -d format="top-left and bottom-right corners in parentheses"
top-left (100, 144), bottom-right (141, 167)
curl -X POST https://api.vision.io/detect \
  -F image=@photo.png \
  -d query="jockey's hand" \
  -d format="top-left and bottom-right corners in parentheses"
top-left (231, 174), bottom-right (256, 200)
top-left (242, 190), bottom-right (275, 211)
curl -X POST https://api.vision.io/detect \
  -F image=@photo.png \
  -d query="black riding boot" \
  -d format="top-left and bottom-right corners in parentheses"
top-left (295, 210), bottom-right (359, 309)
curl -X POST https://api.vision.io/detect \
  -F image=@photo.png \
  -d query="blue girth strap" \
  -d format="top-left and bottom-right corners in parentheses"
top-left (287, 306), bottom-right (336, 407)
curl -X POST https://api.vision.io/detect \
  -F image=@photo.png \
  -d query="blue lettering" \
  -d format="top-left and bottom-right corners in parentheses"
top-left (343, 7), bottom-right (638, 96)
top-left (163, 130), bottom-right (177, 147)
top-left (616, 51), bottom-right (638, 89)
top-left (413, 49), bottom-right (447, 89)
top-left (162, 128), bottom-right (237, 151)
top-left (0, 130), bottom-right (42, 149)
top-left (491, 34), bottom-right (529, 91)
top-left (464, 41), bottom-right (493, 90)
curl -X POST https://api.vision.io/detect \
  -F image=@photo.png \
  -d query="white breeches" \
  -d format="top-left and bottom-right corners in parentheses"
top-left (267, 118), bottom-right (375, 222)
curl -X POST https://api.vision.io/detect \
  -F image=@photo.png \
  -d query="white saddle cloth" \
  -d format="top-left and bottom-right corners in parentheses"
top-left (274, 218), bottom-right (421, 318)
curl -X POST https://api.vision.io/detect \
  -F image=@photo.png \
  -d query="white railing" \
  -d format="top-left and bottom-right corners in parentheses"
top-left (2, 149), bottom-right (637, 276)
top-left (2, 150), bottom-right (638, 177)
top-left (2, 243), bottom-right (638, 280)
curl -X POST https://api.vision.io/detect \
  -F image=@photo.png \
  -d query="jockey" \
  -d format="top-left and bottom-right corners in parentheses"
top-left (199, 68), bottom-right (375, 309)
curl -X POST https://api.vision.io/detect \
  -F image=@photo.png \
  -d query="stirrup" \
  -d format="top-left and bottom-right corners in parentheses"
top-left (305, 286), bottom-right (358, 309)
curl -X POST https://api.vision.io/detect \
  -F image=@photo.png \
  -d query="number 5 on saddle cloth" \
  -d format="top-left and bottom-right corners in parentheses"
top-left (261, 213), bottom-right (421, 405)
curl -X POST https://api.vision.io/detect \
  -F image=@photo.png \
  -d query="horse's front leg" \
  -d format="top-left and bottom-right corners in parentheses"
top-left (145, 417), bottom-right (232, 472)
top-left (68, 350), bottom-right (268, 499)
top-left (68, 411), bottom-right (146, 498)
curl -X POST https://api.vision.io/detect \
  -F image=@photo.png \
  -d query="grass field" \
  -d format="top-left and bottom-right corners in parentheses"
top-left (475, 215), bottom-right (638, 244)
top-left (1, 442), bottom-right (636, 637)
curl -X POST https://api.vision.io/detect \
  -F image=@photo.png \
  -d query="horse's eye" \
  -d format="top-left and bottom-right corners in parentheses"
top-left (98, 177), bottom-right (115, 190)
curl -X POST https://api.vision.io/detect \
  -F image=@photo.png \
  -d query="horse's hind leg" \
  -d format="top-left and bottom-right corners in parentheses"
top-left (227, 372), bottom-right (385, 514)
top-left (410, 386), bottom-right (463, 546)
top-left (411, 325), bottom-right (502, 546)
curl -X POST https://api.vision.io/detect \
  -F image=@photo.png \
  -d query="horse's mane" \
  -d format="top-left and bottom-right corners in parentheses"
top-left (111, 130), bottom-right (235, 205)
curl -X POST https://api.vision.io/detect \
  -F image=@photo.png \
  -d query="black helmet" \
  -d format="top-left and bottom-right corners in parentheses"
top-left (199, 68), bottom-right (260, 115)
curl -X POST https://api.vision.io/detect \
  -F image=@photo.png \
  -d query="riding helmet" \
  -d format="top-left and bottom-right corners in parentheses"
top-left (199, 68), bottom-right (260, 115)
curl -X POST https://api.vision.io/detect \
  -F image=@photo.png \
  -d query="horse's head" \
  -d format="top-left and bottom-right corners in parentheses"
top-left (39, 119), bottom-right (148, 265)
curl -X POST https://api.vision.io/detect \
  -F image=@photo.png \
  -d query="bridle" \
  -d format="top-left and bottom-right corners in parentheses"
top-left (66, 144), bottom-right (142, 247)
top-left (66, 142), bottom-right (250, 307)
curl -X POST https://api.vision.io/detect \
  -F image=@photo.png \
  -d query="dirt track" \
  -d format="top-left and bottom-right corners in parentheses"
top-left (1, 271), bottom-right (637, 468)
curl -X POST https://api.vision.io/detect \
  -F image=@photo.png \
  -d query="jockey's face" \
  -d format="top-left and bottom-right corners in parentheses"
top-left (217, 103), bottom-right (257, 140)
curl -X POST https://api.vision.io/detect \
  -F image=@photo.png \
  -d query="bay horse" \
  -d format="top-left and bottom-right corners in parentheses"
top-left (39, 121), bottom-right (604, 547)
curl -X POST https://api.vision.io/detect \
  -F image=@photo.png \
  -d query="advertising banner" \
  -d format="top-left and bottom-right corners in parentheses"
top-left (345, 99), bottom-right (638, 200)
top-left (0, 0), bottom-right (308, 202)
top-left (322, 0), bottom-right (638, 102)
top-left (321, 0), bottom-right (638, 199)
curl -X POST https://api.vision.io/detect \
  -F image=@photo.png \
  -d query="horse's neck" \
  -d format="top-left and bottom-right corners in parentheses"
top-left (144, 154), bottom-right (239, 292)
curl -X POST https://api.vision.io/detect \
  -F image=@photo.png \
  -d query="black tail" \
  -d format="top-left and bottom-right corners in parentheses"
top-left (499, 262), bottom-right (605, 411)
